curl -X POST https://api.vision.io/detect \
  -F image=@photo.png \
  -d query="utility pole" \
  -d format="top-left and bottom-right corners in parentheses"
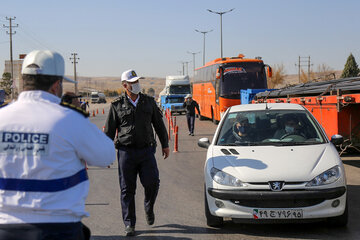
top-left (184, 61), bottom-right (190, 76)
top-left (207, 8), bottom-right (234, 59)
top-left (180, 61), bottom-right (191, 76)
top-left (187, 51), bottom-right (200, 77)
top-left (3, 17), bottom-right (18, 99)
top-left (295, 56), bottom-right (313, 83)
top-left (70, 53), bottom-right (79, 94)
top-left (195, 29), bottom-right (213, 65)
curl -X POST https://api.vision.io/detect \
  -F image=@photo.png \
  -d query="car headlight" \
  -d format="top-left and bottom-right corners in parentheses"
top-left (210, 167), bottom-right (244, 187)
top-left (306, 166), bottom-right (341, 187)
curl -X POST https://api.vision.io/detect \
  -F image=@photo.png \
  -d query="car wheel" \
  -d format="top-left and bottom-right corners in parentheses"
top-left (327, 200), bottom-right (348, 227)
top-left (204, 185), bottom-right (223, 228)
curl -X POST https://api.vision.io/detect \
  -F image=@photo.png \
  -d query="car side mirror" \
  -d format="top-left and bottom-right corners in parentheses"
top-left (198, 138), bottom-right (210, 149)
top-left (331, 134), bottom-right (344, 145)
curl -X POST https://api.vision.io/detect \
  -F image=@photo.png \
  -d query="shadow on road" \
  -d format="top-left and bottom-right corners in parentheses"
top-left (148, 223), bottom-right (348, 239)
top-left (91, 236), bottom-right (191, 240)
top-left (343, 159), bottom-right (360, 168)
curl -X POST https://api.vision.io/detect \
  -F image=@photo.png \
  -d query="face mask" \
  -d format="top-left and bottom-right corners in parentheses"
top-left (285, 125), bottom-right (295, 134)
top-left (239, 126), bottom-right (246, 134)
top-left (128, 82), bottom-right (141, 94)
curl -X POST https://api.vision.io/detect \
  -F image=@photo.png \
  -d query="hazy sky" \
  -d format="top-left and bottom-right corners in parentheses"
top-left (1, 0), bottom-right (359, 78)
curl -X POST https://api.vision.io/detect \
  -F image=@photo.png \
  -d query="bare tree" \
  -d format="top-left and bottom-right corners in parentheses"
top-left (268, 64), bottom-right (286, 88)
top-left (315, 63), bottom-right (335, 81)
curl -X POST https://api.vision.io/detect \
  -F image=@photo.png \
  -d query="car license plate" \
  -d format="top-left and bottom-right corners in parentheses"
top-left (253, 209), bottom-right (303, 219)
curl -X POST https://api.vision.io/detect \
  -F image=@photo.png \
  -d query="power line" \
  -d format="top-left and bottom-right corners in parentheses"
top-left (16, 18), bottom-right (61, 52)
top-left (295, 56), bottom-right (313, 83)
top-left (70, 53), bottom-right (80, 94)
top-left (3, 16), bottom-right (18, 99)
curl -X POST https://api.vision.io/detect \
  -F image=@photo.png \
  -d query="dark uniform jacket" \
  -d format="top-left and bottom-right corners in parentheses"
top-left (104, 93), bottom-right (169, 149)
top-left (182, 100), bottom-right (200, 116)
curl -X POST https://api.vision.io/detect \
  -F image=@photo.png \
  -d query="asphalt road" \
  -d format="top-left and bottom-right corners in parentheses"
top-left (84, 103), bottom-right (360, 240)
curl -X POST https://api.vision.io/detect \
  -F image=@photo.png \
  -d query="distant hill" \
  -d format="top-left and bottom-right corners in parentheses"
top-left (63, 76), bottom-right (166, 97)
top-left (63, 70), bottom-right (343, 96)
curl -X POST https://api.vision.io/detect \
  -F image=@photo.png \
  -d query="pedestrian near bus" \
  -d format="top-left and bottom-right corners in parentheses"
top-left (104, 69), bottom-right (169, 237)
top-left (183, 94), bottom-right (200, 136)
top-left (0, 50), bottom-right (116, 240)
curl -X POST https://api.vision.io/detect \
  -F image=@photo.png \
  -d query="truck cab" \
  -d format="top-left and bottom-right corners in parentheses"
top-left (158, 75), bottom-right (191, 114)
top-left (91, 92), bottom-right (107, 104)
top-left (160, 95), bottom-right (186, 115)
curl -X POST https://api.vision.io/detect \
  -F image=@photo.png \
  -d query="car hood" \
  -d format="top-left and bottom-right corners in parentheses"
top-left (210, 144), bottom-right (340, 182)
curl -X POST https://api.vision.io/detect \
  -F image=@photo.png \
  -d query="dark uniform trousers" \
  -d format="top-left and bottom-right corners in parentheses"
top-left (117, 146), bottom-right (159, 227)
top-left (186, 114), bottom-right (196, 134)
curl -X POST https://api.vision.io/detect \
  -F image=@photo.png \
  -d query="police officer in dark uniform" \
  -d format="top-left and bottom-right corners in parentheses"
top-left (104, 69), bottom-right (169, 237)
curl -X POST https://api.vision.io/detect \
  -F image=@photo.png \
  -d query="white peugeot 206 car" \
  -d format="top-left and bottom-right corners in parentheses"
top-left (198, 103), bottom-right (347, 227)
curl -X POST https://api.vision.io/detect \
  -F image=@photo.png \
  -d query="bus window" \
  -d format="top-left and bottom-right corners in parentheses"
top-left (221, 62), bottom-right (267, 99)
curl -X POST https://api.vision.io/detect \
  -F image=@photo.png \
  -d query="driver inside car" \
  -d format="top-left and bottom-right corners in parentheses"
top-left (232, 116), bottom-right (254, 142)
top-left (273, 114), bottom-right (304, 139)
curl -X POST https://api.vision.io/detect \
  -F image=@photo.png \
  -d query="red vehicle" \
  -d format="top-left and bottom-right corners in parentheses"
top-left (192, 54), bottom-right (272, 123)
top-left (254, 77), bottom-right (360, 153)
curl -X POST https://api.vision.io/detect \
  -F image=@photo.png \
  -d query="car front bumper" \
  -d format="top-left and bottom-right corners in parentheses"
top-left (206, 186), bottom-right (347, 220)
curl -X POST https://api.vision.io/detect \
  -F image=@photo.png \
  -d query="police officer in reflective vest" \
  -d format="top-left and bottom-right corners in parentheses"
top-left (104, 69), bottom-right (169, 236)
top-left (0, 50), bottom-right (116, 240)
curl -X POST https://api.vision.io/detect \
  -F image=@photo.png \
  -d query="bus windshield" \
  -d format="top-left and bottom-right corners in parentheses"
top-left (169, 85), bottom-right (190, 94)
top-left (221, 62), bottom-right (267, 99)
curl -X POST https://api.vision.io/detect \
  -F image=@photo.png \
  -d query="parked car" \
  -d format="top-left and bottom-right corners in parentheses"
top-left (198, 103), bottom-right (347, 227)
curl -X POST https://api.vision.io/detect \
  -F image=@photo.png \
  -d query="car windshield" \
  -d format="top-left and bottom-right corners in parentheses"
top-left (216, 109), bottom-right (327, 146)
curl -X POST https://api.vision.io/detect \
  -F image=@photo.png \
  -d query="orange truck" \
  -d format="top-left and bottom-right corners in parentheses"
top-left (192, 54), bottom-right (272, 123)
top-left (254, 77), bottom-right (360, 153)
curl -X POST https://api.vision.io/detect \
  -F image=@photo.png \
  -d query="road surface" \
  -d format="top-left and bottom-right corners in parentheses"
top-left (84, 103), bottom-right (360, 239)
